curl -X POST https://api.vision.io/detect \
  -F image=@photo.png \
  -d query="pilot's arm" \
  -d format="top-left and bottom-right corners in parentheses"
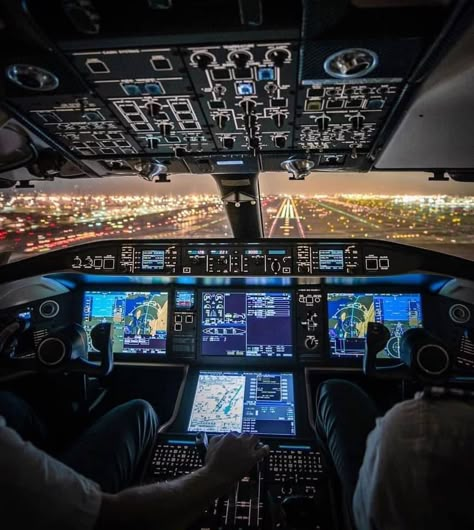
top-left (0, 416), bottom-right (101, 529)
top-left (96, 433), bottom-right (269, 530)
top-left (0, 417), bottom-right (268, 530)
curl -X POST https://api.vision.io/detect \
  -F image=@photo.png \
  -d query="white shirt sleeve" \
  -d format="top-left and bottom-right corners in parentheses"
top-left (0, 416), bottom-right (102, 530)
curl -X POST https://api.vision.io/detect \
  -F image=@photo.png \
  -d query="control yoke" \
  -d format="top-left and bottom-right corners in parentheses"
top-left (37, 322), bottom-right (113, 376)
top-left (364, 322), bottom-right (453, 383)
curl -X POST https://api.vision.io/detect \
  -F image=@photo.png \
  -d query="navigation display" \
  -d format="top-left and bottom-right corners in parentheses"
top-left (327, 293), bottom-right (422, 359)
top-left (200, 292), bottom-right (292, 357)
top-left (82, 291), bottom-right (168, 354)
top-left (188, 371), bottom-right (296, 436)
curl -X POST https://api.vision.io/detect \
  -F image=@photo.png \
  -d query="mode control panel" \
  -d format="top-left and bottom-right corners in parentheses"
top-left (181, 246), bottom-right (293, 276)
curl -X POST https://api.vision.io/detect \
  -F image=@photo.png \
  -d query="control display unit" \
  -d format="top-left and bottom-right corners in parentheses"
top-left (82, 291), bottom-right (169, 354)
top-left (188, 371), bottom-right (296, 436)
top-left (200, 292), bottom-right (293, 357)
top-left (327, 293), bottom-right (423, 359)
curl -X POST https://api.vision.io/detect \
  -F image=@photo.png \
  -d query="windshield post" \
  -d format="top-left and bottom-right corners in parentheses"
top-left (212, 173), bottom-right (264, 239)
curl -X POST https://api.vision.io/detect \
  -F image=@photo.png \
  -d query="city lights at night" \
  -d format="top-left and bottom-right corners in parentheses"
top-left (0, 191), bottom-right (472, 262)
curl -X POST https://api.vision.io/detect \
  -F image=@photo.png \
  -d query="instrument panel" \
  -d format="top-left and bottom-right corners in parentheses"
top-left (5, 281), bottom-right (472, 372)
top-left (65, 239), bottom-right (418, 277)
top-left (2, 0), bottom-right (454, 174)
top-left (0, 239), bottom-right (472, 371)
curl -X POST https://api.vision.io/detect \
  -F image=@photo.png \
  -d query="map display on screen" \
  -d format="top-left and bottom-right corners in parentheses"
top-left (82, 291), bottom-right (168, 354)
top-left (188, 371), bottom-right (296, 436)
top-left (327, 293), bottom-right (422, 359)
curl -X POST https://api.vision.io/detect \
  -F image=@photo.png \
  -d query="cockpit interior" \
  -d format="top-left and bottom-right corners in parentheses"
top-left (0, 1), bottom-right (473, 529)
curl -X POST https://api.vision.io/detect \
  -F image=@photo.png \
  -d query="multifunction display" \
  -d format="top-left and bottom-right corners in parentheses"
top-left (188, 371), bottom-right (296, 436)
top-left (327, 293), bottom-right (422, 359)
top-left (82, 291), bottom-right (168, 354)
top-left (200, 292), bottom-right (293, 357)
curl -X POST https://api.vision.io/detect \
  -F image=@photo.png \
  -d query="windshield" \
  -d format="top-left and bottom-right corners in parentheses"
top-left (0, 171), bottom-right (473, 262)
top-left (0, 175), bottom-right (230, 263)
top-left (261, 172), bottom-right (474, 261)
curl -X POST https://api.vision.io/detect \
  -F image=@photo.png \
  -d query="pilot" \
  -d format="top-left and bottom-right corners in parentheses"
top-left (0, 391), bottom-right (269, 529)
top-left (316, 379), bottom-right (474, 529)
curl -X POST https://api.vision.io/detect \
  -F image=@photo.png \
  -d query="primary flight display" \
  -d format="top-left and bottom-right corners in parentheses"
top-left (82, 290), bottom-right (169, 354)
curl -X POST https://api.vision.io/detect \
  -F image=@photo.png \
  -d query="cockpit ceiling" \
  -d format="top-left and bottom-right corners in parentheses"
top-left (0, 0), bottom-right (472, 182)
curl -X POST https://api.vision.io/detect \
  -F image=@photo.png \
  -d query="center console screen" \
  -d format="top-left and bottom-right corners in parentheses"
top-left (82, 291), bottom-right (168, 354)
top-left (188, 371), bottom-right (296, 436)
top-left (200, 291), bottom-right (293, 357)
top-left (327, 292), bottom-right (422, 359)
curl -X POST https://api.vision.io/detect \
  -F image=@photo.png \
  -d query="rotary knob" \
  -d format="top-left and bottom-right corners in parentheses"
top-left (350, 113), bottom-right (365, 131)
top-left (194, 53), bottom-right (213, 69)
top-left (273, 113), bottom-right (285, 129)
top-left (159, 123), bottom-right (172, 136)
top-left (304, 336), bottom-right (319, 351)
top-left (146, 102), bottom-right (161, 118)
top-left (316, 115), bottom-right (330, 132)
top-left (215, 114), bottom-right (228, 129)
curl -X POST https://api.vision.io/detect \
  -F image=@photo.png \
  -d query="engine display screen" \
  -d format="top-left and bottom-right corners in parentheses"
top-left (200, 291), bottom-right (293, 357)
top-left (82, 291), bottom-right (168, 354)
top-left (327, 292), bottom-right (422, 359)
top-left (188, 371), bottom-right (296, 436)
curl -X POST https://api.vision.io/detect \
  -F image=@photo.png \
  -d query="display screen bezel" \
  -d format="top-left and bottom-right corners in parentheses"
top-left (166, 368), bottom-right (309, 439)
top-left (325, 290), bottom-right (424, 361)
top-left (81, 288), bottom-right (171, 357)
top-left (197, 288), bottom-right (296, 363)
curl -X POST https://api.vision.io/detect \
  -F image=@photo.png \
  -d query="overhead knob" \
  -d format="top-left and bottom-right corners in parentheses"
top-left (316, 115), bottom-right (330, 132)
top-left (249, 137), bottom-right (260, 150)
top-left (194, 53), bottom-right (213, 69)
top-left (146, 137), bottom-right (159, 150)
top-left (240, 99), bottom-right (256, 114)
top-left (244, 114), bottom-right (257, 129)
top-left (268, 49), bottom-right (289, 67)
top-left (146, 102), bottom-right (161, 118)
top-left (159, 123), bottom-right (172, 136)
top-left (230, 51), bottom-right (251, 68)
top-left (215, 114), bottom-right (228, 129)
top-left (350, 113), bottom-right (365, 130)
top-left (273, 113), bottom-right (285, 128)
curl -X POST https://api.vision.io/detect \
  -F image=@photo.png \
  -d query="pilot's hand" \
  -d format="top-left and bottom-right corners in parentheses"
top-left (204, 432), bottom-right (270, 486)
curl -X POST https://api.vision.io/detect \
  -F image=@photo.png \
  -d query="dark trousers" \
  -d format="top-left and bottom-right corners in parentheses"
top-left (0, 391), bottom-right (159, 493)
top-left (315, 380), bottom-right (378, 523)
